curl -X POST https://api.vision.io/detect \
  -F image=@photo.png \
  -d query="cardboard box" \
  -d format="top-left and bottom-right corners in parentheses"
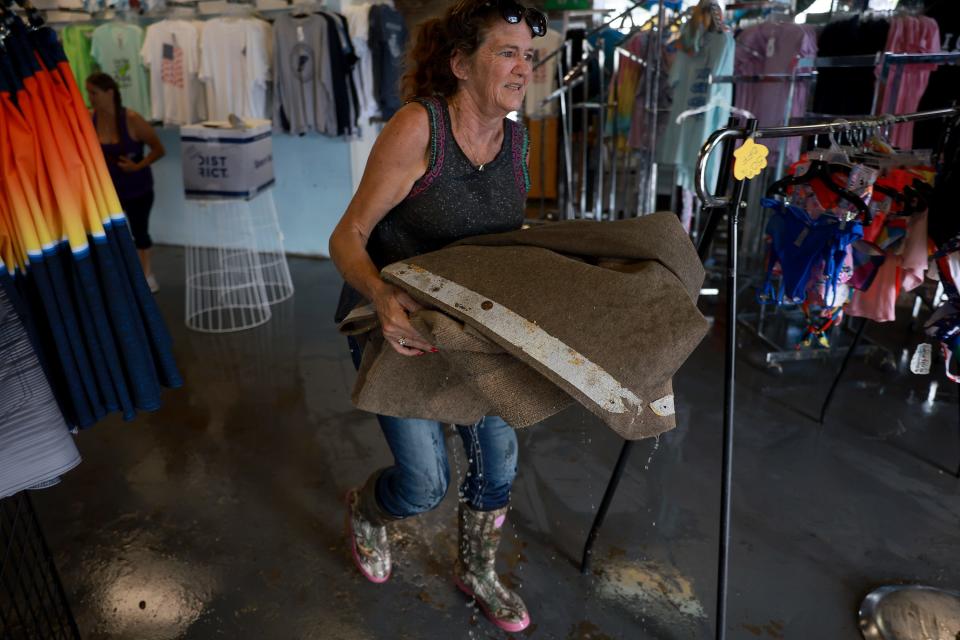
top-left (180, 120), bottom-right (275, 200)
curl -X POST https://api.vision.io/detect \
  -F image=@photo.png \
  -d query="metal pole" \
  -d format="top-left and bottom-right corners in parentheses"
top-left (818, 318), bottom-right (868, 425)
top-left (580, 439), bottom-right (636, 574)
top-left (559, 41), bottom-right (575, 219)
top-left (715, 117), bottom-right (758, 640)
top-left (539, 115), bottom-right (547, 218)
top-left (775, 66), bottom-right (798, 181)
top-left (636, 13), bottom-right (655, 217)
top-left (610, 47), bottom-right (621, 218)
top-left (580, 43), bottom-right (589, 218)
top-left (595, 38), bottom-right (606, 219)
top-left (645, 0), bottom-right (667, 215)
top-left (870, 52), bottom-right (888, 115)
top-left (697, 117), bottom-right (739, 261)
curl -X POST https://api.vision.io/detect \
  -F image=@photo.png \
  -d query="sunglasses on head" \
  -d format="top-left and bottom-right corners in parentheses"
top-left (479, 0), bottom-right (547, 38)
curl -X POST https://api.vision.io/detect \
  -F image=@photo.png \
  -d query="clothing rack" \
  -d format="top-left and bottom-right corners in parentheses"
top-left (873, 52), bottom-right (960, 116)
top-left (693, 105), bottom-right (960, 640)
top-left (530, 0), bottom-right (681, 221)
top-left (703, 53), bottom-right (960, 374)
top-left (792, 52), bottom-right (960, 117)
top-left (533, 0), bottom-right (671, 73)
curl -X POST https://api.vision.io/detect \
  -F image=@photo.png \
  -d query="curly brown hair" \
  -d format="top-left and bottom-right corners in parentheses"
top-left (401, 0), bottom-right (503, 101)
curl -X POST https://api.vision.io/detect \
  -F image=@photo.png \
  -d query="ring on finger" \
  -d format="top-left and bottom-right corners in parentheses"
top-left (397, 337), bottom-right (407, 347)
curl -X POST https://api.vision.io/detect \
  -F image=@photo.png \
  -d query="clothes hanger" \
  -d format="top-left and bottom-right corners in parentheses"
top-left (675, 97), bottom-right (754, 124)
top-left (765, 158), bottom-right (872, 222)
top-left (5, 0), bottom-right (41, 31)
top-left (290, 0), bottom-right (321, 17)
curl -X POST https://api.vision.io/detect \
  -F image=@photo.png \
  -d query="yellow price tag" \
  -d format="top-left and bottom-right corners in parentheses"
top-left (733, 137), bottom-right (769, 181)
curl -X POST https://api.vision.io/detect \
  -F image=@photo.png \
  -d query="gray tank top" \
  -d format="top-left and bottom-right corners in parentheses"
top-left (335, 95), bottom-right (529, 322)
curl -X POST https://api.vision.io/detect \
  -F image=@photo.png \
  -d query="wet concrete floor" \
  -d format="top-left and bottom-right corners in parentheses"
top-left (30, 247), bottom-right (960, 639)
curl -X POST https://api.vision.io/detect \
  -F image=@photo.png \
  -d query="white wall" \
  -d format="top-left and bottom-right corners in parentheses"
top-left (150, 127), bottom-right (360, 258)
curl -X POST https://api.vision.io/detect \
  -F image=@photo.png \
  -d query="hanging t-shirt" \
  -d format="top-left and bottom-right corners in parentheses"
top-left (369, 3), bottom-right (407, 119)
top-left (318, 10), bottom-right (359, 136)
top-left (90, 23), bottom-right (151, 116)
top-left (272, 13), bottom-right (336, 135)
top-left (876, 15), bottom-right (941, 149)
top-left (734, 21), bottom-right (817, 167)
top-left (344, 2), bottom-right (377, 123)
top-left (335, 12), bottom-right (363, 134)
top-left (524, 28), bottom-right (563, 119)
top-left (614, 30), bottom-right (674, 151)
top-left (657, 28), bottom-right (735, 193)
top-left (61, 24), bottom-right (96, 107)
top-left (199, 17), bottom-right (272, 121)
top-left (141, 19), bottom-right (204, 125)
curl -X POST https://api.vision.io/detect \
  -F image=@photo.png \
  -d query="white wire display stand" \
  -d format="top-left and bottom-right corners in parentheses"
top-left (246, 189), bottom-right (295, 305)
top-left (184, 189), bottom-right (294, 333)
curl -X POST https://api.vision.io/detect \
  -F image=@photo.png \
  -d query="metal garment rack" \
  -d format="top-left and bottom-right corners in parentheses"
top-left (634, 0), bottom-right (670, 217)
top-left (704, 53), bottom-right (960, 372)
top-left (533, 0), bottom-right (664, 74)
top-left (872, 52), bottom-right (960, 116)
top-left (692, 106), bottom-right (960, 640)
top-left (788, 51), bottom-right (960, 120)
top-left (529, 0), bottom-right (680, 220)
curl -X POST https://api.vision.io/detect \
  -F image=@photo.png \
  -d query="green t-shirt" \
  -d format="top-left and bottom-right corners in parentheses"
top-left (90, 23), bottom-right (151, 117)
top-left (61, 24), bottom-right (97, 107)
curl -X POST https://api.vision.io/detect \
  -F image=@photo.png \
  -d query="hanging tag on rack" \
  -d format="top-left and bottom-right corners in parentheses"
top-left (733, 137), bottom-right (769, 181)
top-left (910, 343), bottom-right (932, 375)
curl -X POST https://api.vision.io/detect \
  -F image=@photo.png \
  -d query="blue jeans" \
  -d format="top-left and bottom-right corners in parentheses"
top-left (348, 337), bottom-right (519, 517)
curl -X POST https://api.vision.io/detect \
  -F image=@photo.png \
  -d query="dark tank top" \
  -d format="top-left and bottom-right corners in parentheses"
top-left (95, 108), bottom-right (153, 201)
top-left (334, 95), bottom-right (530, 322)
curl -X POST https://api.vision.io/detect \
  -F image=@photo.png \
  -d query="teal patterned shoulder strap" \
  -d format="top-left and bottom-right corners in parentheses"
top-left (408, 96), bottom-right (446, 199)
top-left (510, 119), bottom-right (530, 197)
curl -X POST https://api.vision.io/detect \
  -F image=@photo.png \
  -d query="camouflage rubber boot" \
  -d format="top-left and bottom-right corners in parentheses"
top-left (453, 504), bottom-right (531, 632)
top-left (346, 472), bottom-right (397, 583)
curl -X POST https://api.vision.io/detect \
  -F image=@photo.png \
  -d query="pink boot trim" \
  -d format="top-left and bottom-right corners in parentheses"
top-left (345, 490), bottom-right (391, 584)
top-left (453, 574), bottom-right (531, 632)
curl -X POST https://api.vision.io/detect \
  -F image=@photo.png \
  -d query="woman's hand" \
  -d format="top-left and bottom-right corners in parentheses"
top-left (116, 156), bottom-right (142, 173)
top-left (373, 283), bottom-right (437, 357)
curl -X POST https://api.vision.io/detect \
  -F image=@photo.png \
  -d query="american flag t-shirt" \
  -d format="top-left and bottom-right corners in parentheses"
top-left (160, 40), bottom-right (184, 89)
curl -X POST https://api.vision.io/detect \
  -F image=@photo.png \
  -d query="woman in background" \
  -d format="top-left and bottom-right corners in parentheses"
top-left (87, 72), bottom-right (165, 293)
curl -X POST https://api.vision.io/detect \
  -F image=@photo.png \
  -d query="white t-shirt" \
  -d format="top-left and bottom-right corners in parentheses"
top-left (199, 17), bottom-right (272, 120)
top-left (524, 28), bottom-right (563, 118)
top-left (141, 20), bottom-right (203, 125)
top-left (344, 3), bottom-right (377, 122)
